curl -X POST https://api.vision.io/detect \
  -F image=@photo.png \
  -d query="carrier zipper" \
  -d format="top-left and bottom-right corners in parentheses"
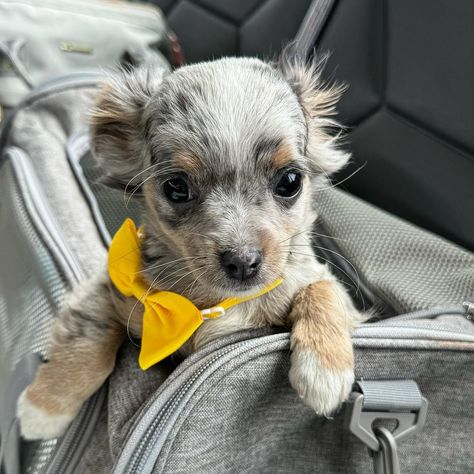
top-left (7, 147), bottom-right (84, 287)
top-left (130, 351), bottom-right (235, 474)
top-left (130, 339), bottom-right (283, 474)
top-left (6, 147), bottom-right (107, 474)
top-left (114, 335), bottom-right (290, 474)
top-left (44, 384), bottom-right (107, 474)
top-left (354, 304), bottom-right (474, 345)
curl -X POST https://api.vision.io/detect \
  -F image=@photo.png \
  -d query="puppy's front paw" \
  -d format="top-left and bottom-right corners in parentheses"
top-left (17, 389), bottom-right (75, 440)
top-left (289, 350), bottom-right (354, 416)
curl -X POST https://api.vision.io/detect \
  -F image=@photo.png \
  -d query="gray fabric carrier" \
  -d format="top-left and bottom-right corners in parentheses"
top-left (0, 71), bottom-right (472, 474)
top-left (0, 7), bottom-right (474, 474)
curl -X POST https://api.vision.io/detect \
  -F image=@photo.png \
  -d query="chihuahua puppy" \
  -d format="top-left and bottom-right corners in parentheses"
top-left (17, 57), bottom-right (361, 440)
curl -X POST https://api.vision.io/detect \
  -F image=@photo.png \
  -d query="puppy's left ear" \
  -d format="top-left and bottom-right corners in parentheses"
top-left (280, 56), bottom-right (350, 176)
top-left (90, 65), bottom-right (166, 189)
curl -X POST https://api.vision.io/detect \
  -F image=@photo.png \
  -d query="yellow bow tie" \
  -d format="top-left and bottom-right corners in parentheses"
top-left (108, 219), bottom-right (283, 370)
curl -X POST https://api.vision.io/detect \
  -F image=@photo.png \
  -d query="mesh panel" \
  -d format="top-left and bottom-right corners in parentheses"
top-left (23, 439), bottom-right (58, 474)
top-left (0, 165), bottom-right (69, 473)
top-left (79, 150), bottom-right (141, 240)
top-left (0, 170), bottom-right (68, 366)
top-left (315, 189), bottom-right (474, 313)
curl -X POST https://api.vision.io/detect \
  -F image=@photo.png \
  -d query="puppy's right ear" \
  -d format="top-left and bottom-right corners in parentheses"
top-left (90, 66), bottom-right (166, 189)
top-left (279, 54), bottom-right (350, 177)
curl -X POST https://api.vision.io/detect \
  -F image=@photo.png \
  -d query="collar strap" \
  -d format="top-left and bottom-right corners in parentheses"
top-left (108, 219), bottom-right (282, 370)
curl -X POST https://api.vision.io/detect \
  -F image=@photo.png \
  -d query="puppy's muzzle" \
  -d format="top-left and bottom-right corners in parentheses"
top-left (220, 249), bottom-right (262, 282)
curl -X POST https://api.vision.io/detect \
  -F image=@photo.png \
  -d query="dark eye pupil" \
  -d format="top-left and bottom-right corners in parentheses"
top-left (163, 178), bottom-right (191, 203)
top-left (275, 171), bottom-right (302, 198)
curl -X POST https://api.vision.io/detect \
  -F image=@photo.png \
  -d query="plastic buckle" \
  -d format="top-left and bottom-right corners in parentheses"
top-left (200, 306), bottom-right (225, 320)
top-left (345, 392), bottom-right (428, 451)
top-left (345, 391), bottom-right (428, 473)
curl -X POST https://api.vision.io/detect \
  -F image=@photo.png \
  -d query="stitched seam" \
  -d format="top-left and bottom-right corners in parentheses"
top-left (385, 106), bottom-right (474, 165)
top-left (347, 103), bottom-right (382, 129)
top-left (240, 0), bottom-right (273, 26)
top-left (381, 0), bottom-right (387, 103)
top-left (190, 0), bottom-right (241, 27)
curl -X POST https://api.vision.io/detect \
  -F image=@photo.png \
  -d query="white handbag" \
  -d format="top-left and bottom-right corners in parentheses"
top-left (0, 0), bottom-right (173, 110)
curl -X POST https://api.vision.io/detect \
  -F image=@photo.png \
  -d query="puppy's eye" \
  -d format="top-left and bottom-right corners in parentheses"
top-left (163, 177), bottom-right (193, 203)
top-left (274, 170), bottom-right (302, 198)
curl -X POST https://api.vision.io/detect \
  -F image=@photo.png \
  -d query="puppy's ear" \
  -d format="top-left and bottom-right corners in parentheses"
top-left (279, 55), bottom-right (350, 176)
top-left (90, 66), bottom-right (166, 189)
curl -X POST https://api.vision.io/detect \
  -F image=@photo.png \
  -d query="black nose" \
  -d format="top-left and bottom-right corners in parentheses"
top-left (220, 249), bottom-right (262, 281)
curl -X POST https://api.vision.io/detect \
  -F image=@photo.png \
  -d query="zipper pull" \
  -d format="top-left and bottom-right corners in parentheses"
top-left (462, 300), bottom-right (474, 320)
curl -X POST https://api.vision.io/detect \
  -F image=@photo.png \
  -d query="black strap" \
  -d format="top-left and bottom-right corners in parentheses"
top-left (291, 0), bottom-right (336, 59)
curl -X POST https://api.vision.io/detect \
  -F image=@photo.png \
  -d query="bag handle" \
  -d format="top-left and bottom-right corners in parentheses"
top-left (0, 39), bottom-right (34, 89)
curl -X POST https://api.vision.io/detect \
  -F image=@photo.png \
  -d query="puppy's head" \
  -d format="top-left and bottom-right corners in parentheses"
top-left (91, 57), bottom-right (348, 296)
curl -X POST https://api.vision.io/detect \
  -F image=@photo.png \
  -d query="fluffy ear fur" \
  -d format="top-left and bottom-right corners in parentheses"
top-left (89, 66), bottom-right (166, 189)
top-left (279, 55), bottom-right (350, 176)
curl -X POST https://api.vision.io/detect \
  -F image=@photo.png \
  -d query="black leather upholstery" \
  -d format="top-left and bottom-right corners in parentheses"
top-left (317, 0), bottom-right (474, 251)
top-left (148, 0), bottom-right (312, 62)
